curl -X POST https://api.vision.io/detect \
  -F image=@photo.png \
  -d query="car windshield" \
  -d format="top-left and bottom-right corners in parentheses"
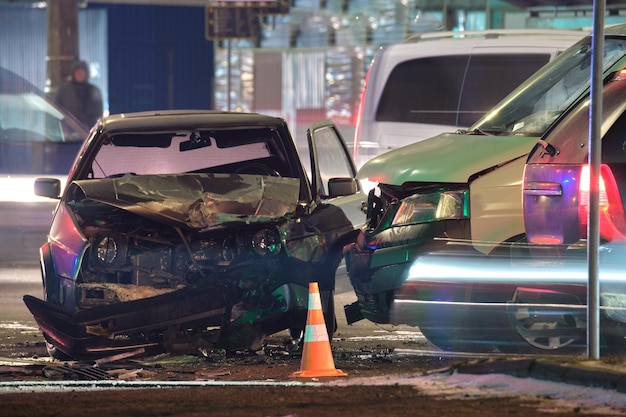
top-left (86, 127), bottom-right (295, 179)
top-left (471, 37), bottom-right (626, 136)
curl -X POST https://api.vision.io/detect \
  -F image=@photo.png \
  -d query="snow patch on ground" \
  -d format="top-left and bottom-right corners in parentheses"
top-left (329, 371), bottom-right (626, 415)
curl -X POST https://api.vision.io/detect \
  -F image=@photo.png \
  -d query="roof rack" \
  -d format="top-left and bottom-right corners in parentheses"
top-left (404, 28), bottom-right (586, 43)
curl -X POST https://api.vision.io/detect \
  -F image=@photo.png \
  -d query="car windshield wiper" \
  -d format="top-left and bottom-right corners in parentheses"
top-left (456, 128), bottom-right (494, 136)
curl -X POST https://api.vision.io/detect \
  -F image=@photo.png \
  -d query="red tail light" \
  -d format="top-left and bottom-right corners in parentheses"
top-left (352, 67), bottom-right (370, 161)
top-left (578, 164), bottom-right (626, 241)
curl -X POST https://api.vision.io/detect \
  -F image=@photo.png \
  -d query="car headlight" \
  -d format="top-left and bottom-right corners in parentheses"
top-left (392, 189), bottom-right (469, 226)
top-left (251, 228), bottom-right (282, 256)
top-left (92, 234), bottom-right (128, 266)
top-left (96, 236), bottom-right (118, 264)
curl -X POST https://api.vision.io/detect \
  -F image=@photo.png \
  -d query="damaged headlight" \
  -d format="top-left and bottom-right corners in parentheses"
top-left (92, 234), bottom-right (128, 267)
top-left (392, 189), bottom-right (469, 226)
top-left (251, 228), bottom-right (282, 256)
top-left (96, 236), bottom-right (118, 264)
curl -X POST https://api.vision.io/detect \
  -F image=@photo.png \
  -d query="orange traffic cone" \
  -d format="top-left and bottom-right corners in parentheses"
top-left (291, 282), bottom-right (347, 378)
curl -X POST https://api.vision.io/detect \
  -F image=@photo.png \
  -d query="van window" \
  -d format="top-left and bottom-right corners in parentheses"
top-left (458, 54), bottom-right (550, 126)
top-left (375, 54), bottom-right (551, 127)
top-left (376, 55), bottom-right (467, 126)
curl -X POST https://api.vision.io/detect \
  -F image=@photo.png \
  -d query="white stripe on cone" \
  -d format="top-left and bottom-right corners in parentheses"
top-left (308, 291), bottom-right (322, 310)
top-left (303, 323), bottom-right (329, 343)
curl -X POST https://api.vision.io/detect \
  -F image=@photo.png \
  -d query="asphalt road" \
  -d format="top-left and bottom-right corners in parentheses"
top-left (5, 264), bottom-right (626, 416)
top-left (0, 264), bottom-right (42, 339)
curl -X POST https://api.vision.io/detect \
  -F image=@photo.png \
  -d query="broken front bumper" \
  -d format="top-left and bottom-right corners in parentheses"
top-left (24, 282), bottom-right (312, 359)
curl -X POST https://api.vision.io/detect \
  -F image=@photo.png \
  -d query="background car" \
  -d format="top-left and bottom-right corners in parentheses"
top-left (352, 29), bottom-right (586, 169)
top-left (24, 110), bottom-right (361, 360)
top-left (384, 30), bottom-right (626, 355)
top-left (344, 24), bottom-right (626, 339)
top-left (0, 66), bottom-right (87, 265)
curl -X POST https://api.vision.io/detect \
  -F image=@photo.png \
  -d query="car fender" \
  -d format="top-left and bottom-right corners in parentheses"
top-left (469, 156), bottom-right (528, 254)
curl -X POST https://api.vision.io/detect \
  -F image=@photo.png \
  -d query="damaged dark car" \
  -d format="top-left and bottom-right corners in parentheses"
top-left (24, 110), bottom-right (362, 360)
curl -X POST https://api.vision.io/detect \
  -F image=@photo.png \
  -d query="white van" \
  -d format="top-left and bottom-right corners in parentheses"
top-left (352, 29), bottom-right (587, 169)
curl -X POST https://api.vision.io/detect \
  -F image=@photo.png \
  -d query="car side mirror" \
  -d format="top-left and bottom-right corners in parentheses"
top-left (327, 177), bottom-right (357, 198)
top-left (34, 178), bottom-right (62, 199)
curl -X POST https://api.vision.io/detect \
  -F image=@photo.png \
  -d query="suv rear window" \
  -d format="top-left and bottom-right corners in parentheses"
top-left (375, 54), bottom-right (550, 126)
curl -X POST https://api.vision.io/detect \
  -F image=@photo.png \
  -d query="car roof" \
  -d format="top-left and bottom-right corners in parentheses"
top-left (406, 28), bottom-right (588, 43)
top-left (379, 29), bottom-right (588, 56)
top-left (368, 29), bottom-right (590, 70)
top-left (388, 29), bottom-right (590, 50)
top-left (0, 66), bottom-right (40, 94)
top-left (98, 110), bottom-right (288, 134)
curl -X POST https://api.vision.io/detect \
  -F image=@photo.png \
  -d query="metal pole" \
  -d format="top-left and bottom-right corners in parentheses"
top-left (587, 0), bottom-right (605, 360)
top-left (46, 0), bottom-right (79, 97)
top-left (227, 39), bottom-right (232, 111)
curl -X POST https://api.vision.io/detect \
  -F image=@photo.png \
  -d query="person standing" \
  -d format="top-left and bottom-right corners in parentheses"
top-left (54, 60), bottom-right (103, 128)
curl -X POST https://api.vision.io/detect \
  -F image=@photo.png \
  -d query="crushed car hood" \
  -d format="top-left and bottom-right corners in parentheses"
top-left (357, 132), bottom-right (539, 184)
top-left (72, 173), bottom-right (301, 229)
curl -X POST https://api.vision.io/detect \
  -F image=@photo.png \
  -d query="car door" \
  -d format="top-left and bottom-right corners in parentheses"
top-left (307, 120), bottom-right (365, 228)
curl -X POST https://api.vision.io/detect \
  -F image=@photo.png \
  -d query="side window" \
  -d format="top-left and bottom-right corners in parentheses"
top-left (458, 54), bottom-right (550, 126)
top-left (375, 55), bottom-right (468, 125)
top-left (534, 79), bottom-right (626, 166)
top-left (313, 126), bottom-right (354, 196)
top-left (531, 95), bottom-right (589, 164)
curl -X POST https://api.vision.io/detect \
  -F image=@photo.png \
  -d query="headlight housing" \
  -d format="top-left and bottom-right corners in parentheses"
top-left (91, 234), bottom-right (128, 267)
top-left (251, 228), bottom-right (282, 256)
top-left (392, 189), bottom-right (469, 226)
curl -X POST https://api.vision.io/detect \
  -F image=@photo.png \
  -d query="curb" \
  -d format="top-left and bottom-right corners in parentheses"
top-left (454, 358), bottom-right (626, 393)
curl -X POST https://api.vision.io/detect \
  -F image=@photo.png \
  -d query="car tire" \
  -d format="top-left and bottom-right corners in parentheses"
top-left (43, 335), bottom-right (72, 361)
top-left (505, 291), bottom-right (587, 354)
top-left (289, 288), bottom-right (336, 351)
top-left (321, 289), bottom-right (337, 338)
top-left (495, 333), bottom-right (586, 355)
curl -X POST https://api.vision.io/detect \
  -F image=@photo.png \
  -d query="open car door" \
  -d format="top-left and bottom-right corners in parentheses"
top-left (307, 120), bottom-right (365, 228)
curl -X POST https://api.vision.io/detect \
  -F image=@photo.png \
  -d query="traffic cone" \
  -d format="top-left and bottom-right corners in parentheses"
top-left (291, 282), bottom-right (347, 378)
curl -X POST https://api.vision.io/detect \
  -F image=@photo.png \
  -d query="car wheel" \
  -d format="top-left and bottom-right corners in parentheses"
top-left (503, 305), bottom-right (586, 354)
top-left (321, 289), bottom-right (337, 338)
top-left (289, 327), bottom-right (303, 341)
top-left (43, 335), bottom-right (72, 361)
top-left (495, 333), bottom-right (585, 354)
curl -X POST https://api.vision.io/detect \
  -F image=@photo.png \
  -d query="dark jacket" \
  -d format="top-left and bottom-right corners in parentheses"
top-left (54, 61), bottom-right (103, 128)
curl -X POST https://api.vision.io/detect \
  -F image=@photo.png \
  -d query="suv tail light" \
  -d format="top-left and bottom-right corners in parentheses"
top-left (578, 164), bottom-right (626, 241)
